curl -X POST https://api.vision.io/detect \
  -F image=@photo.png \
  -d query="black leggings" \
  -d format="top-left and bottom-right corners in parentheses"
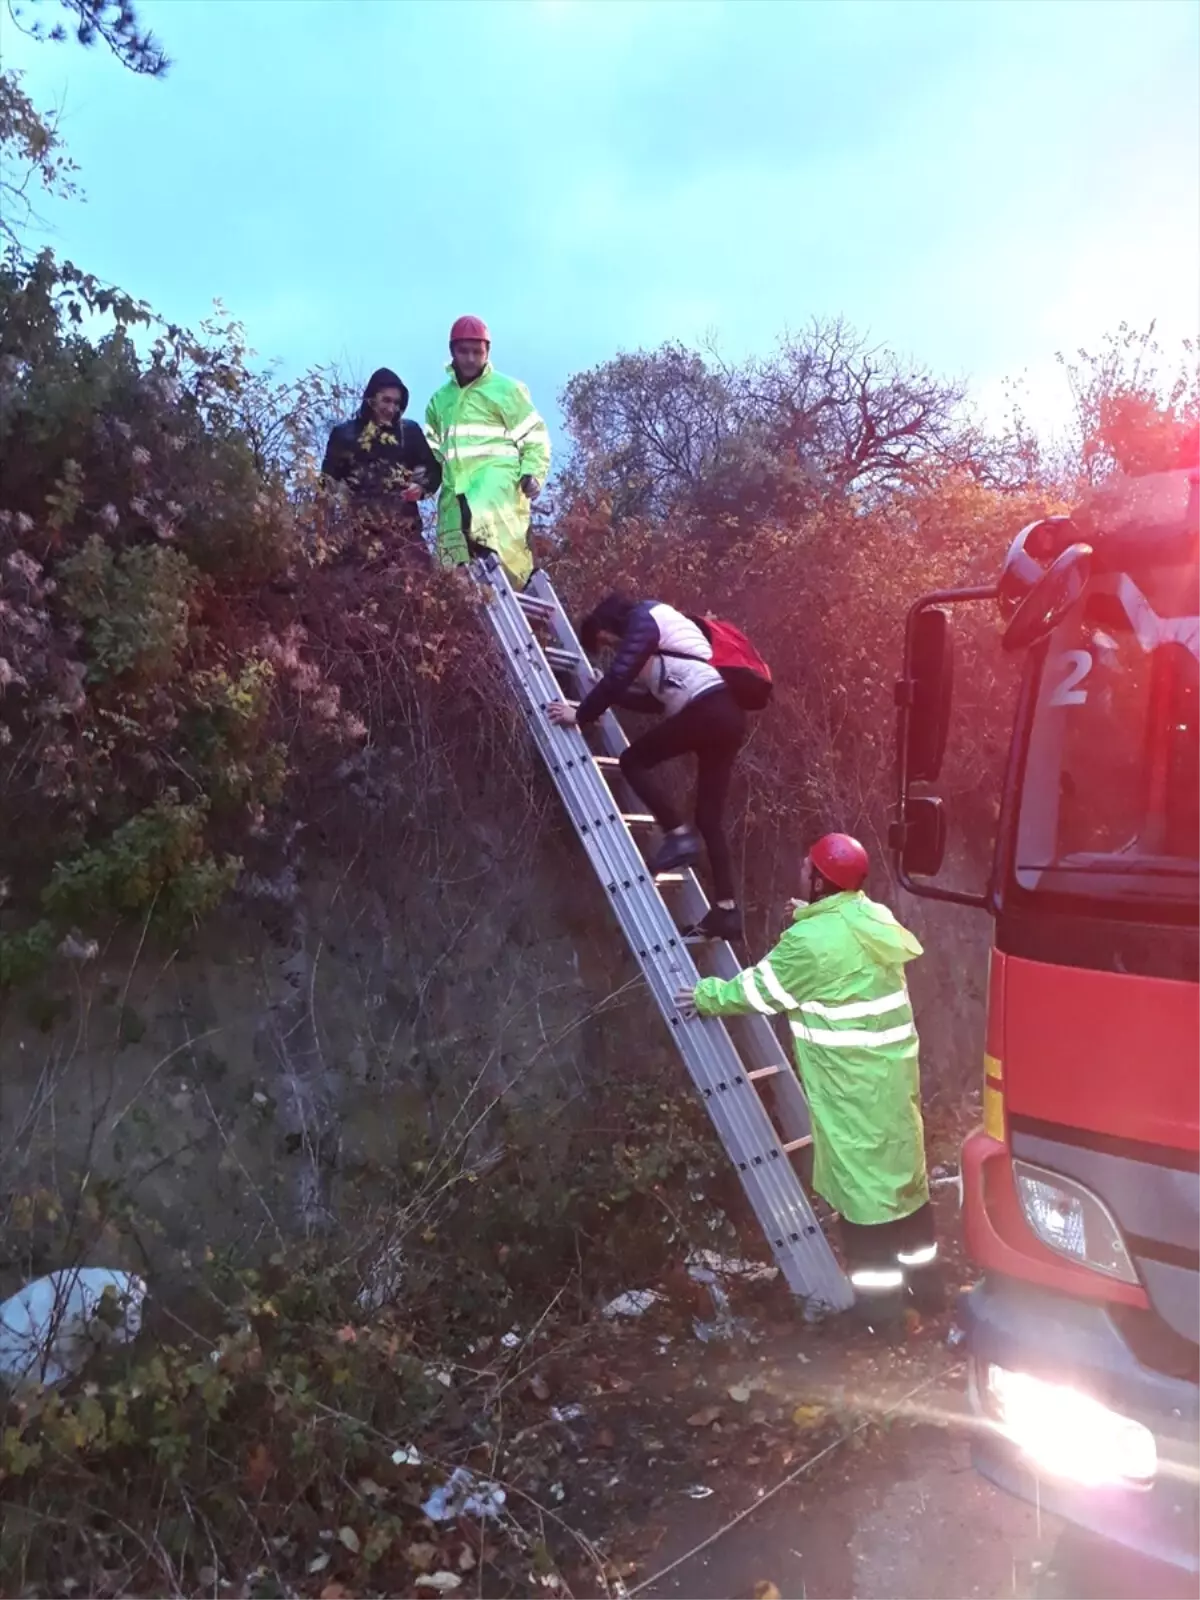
top-left (619, 688), bottom-right (746, 902)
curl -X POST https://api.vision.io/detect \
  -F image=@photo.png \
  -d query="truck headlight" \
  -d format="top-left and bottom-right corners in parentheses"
top-left (1012, 1160), bottom-right (1138, 1284)
top-left (984, 1363), bottom-right (1156, 1486)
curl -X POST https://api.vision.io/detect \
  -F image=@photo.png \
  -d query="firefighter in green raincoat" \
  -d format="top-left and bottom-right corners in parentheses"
top-left (675, 833), bottom-right (940, 1323)
top-left (424, 316), bottom-right (551, 588)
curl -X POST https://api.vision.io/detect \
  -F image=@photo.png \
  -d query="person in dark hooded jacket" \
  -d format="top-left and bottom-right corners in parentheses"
top-left (320, 367), bottom-right (442, 541)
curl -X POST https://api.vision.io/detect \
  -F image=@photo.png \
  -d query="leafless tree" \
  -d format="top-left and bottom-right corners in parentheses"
top-left (558, 318), bottom-right (1007, 527)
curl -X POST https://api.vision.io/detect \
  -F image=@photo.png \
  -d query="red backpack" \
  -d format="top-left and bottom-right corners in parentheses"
top-left (662, 613), bottom-right (774, 711)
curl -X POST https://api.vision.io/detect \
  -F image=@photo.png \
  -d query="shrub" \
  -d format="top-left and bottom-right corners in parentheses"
top-left (0, 252), bottom-right (322, 982)
top-left (60, 534), bottom-right (196, 684)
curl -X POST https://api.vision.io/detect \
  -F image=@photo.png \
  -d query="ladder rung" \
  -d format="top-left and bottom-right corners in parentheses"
top-left (594, 756), bottom-right (620, 768)
top-left (517, 593), bottom-right (556, 613)
top-left (782, 1136), bottom-right (813, 1153)
top-left (621, 813), bottom-right (655, 825)
top-left (545, 647), bottom-right (579, 669)
top-left (655, 871), bottom-right (687, 883)
top-left (748, 1065), bottom-right (782, 1082)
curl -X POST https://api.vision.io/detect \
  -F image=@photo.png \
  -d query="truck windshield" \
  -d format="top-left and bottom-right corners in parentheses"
top-left (1015, 555), bottom-right (1199, 911)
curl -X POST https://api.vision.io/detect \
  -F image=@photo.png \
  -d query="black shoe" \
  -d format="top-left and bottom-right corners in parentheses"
top-left (908, 1267), bottom-right (947, 1316)
top-left (649, 826), bottom-right (701, 874)
top-left (853, 1291), bottom-right (907, 1344)
top-left (687, 905), bottom-right (743, 942)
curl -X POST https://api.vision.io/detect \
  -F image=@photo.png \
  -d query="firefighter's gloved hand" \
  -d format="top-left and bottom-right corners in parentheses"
top-left (674, 985), bottom-right (699, 1021)
top-left (519, 475), bottom-right (541, 500)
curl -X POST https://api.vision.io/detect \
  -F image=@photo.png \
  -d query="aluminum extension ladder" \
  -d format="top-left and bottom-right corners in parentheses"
top-left (475, 557), bottom-right (854, 1312)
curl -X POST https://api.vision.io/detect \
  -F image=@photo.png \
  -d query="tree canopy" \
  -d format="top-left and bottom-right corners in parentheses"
top-left (6, 0), bottom-right (169, 76)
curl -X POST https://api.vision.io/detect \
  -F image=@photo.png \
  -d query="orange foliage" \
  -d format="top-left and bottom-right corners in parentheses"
top-left (550, 471), bottom-right (1063, 932)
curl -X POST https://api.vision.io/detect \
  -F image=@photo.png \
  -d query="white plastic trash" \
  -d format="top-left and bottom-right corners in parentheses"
top-left (686, 1250), bottom-right (779, 1283)
top-left (0, 1268), bottom-right (146, 1386)
top-left (601, 1289), bottom-right (664, 1319)
top-left (421, 1466), bottom-right (506, 1523)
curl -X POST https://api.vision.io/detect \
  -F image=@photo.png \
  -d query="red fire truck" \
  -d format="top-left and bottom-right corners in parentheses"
top-left (892, 464), bottom-right (1198, 1575)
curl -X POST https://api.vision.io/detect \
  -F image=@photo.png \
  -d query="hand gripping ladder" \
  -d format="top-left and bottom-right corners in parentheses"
top-left (473, 557), bottom-right (853, 1312)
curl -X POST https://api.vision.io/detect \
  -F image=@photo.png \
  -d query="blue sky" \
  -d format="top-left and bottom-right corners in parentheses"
top-left (6, 0), bottom-right (1198, 454)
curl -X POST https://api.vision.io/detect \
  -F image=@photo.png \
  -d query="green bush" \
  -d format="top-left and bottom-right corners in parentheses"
top-left (0, 251), bottom-right (316, 983)
top-left (41, 794), bottom-right (239, 927)
top-left (60, 535), bottom-right (197, 684)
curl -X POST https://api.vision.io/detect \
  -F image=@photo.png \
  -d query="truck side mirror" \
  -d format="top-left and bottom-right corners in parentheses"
top-left (1001, 543), bottom-right (1094, 654)
top-left (901, 606), bottom-right (954, 783)
top-left (890, 796), bottom-right (946, 878)
top-left (893, 586), bottom-right (991, 909)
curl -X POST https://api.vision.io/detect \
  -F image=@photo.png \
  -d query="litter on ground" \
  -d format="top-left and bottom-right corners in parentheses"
top-left (421, 1466), bottom-right (506, 1523)
top-left (0, 1268), bottom-right (146, 1386)
top-left (601, 1289), bottom-right (665, 1319)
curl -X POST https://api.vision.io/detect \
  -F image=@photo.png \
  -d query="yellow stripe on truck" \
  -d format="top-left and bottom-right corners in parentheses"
top-left (983, 1051), bottom-right (1006, 1141)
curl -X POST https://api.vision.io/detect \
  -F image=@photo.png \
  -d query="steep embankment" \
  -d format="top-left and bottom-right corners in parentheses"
top-left (2, 556), bottom-right (688, 1261)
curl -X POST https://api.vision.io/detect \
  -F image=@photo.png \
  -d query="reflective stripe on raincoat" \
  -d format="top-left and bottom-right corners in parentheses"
top-left (693, 891), bottom-right (930, 1226)
top-left (424, 363), bottom-right (551, 586)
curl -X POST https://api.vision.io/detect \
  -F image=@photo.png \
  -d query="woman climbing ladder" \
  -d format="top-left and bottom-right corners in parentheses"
top-left (547, 591), bottom-right (758, 942)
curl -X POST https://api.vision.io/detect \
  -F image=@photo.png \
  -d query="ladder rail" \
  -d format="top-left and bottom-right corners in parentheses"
top-left (477, 563), bottom-right (852, 1311)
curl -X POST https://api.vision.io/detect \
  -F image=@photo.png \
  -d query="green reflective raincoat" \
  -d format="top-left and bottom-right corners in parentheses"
top-left (693, 891), bottom-right (930, 1226)
top-left (424, 363), bottom-right (551, 587)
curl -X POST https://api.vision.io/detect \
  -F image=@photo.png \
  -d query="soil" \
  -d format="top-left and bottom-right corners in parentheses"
top-left (517, 1187), bottom-right (1193, 1600)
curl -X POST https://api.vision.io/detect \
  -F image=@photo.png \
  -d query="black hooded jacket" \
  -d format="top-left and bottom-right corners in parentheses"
top-left (320, 368), bottom-right (442, 521)
top-left (575, 593), bottom-right (665, 726)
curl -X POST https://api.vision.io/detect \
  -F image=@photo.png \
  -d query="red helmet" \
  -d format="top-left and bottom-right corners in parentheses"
top-left (449, 315), bottom-right (490, 346)
top-left (809, 832), bottom-right (869, 891)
